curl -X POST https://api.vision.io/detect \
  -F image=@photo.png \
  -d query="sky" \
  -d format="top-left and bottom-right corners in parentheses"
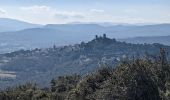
top-left (0, 0), bottom-right (170, 24)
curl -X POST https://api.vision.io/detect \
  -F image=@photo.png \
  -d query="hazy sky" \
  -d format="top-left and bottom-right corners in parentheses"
top-left (0, 0), bottom-right (170, 24)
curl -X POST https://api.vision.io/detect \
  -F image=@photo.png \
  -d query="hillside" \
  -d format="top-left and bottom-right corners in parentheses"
top-left (0, 23), bottom-right (170, 53)
top-left (0, 51), bottom-right (170, 100)
top-left (0, 35), bottom-right (170, 89)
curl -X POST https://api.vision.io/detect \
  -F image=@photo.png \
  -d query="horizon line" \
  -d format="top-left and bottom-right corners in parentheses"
top-left (0, 17), bottom-right (170, 26)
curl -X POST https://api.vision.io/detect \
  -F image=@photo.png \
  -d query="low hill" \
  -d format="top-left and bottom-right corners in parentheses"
top-left (0, 35), bottom-right (170, 89)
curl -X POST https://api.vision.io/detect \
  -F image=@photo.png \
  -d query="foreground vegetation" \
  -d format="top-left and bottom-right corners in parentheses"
top-left (0, 49), bottom-right (170, 100)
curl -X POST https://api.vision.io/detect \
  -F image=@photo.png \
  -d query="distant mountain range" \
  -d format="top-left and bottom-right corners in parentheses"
top-left (0, 18), bottom-right (41, 32)
top-left (44, 23), bottom-right (170, 38)
top-left (0, 18), bottom-right (170, 53)
top-left (119, 35), bottom-right (170, 45)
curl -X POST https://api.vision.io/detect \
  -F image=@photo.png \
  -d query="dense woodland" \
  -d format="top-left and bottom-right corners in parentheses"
top-left (0, 48), bottom-right (170, 100)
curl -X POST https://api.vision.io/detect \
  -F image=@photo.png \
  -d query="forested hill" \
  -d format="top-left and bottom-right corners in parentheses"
top-left (0, 34), bottom-right (170, 89)
top-left (0, 51), bottom-right (170, 100)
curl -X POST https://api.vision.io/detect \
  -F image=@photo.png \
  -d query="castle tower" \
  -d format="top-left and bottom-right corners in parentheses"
top-left (95, 35), bottom-right (98, 39)
top-left (103, 34), bottom-right (106, 39)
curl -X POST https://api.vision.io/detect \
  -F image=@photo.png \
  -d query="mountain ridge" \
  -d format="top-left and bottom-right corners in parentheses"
top-left (120, 35), bottom-right (170, 45)
top-left (0, 18), bottom-right (42, 32)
